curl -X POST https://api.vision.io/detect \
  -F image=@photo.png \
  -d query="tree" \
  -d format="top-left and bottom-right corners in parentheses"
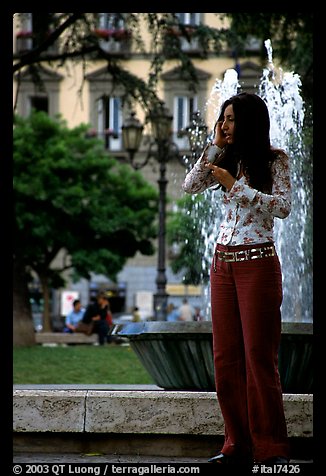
top-left (167, 194), bottom-right (211, 285)
top-left (13, 13), bottom-right (313, 110)
top-left (223, 12), bottom-right (313, 108)
top-left (13, 111), bottom-right (158, 345)
top-left (13, 13), bottom-right (231, 112)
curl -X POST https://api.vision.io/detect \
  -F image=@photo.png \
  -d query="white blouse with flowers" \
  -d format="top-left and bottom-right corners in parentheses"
top-left (182, 150), bottom-right (291, 246)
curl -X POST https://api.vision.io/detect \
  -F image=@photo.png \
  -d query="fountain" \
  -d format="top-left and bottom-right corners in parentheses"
top-left (196, 40), bottom-right (312, 324)
top-left (116, 40), bottom-right (313, 393)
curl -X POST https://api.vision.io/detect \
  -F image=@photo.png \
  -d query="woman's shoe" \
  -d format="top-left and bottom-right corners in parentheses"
top-left (259, 456), bottom-right (289, 464)
top-left (208, 453), bottom-right (232, 464)
top-left (208, 452), bottom-right (252, 464)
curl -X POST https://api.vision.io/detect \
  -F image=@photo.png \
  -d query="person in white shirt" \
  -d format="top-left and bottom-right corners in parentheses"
top-left (178, 298), bottom-right (194, 321)
top-left (183, 92), bottom-right (291, 466)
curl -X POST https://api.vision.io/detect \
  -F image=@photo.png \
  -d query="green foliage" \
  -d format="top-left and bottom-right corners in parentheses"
top-left (14, 13), bottom-right (313, 116)
top-left (13, 344), bottom-right (153, 384)
top-left (13, 13), bottom-right (230, 111)
top-left (167, 193), bottom-right (211, 285)
top-left (13, 110), bottom-right (158, 283)
top-left (223, 12), bottom-right (313, 106)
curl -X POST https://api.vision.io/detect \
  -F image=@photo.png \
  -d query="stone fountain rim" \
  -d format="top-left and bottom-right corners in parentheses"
top-left (114, 320), bottom-right (312, 336)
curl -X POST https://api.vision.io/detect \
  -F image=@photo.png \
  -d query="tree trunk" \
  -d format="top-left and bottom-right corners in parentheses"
top-left (13, 257), bottom-right (36, 347)
top-left (39, 273), bottom-right (52, 332)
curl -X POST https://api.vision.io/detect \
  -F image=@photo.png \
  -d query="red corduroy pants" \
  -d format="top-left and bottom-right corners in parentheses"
top-left (210, 242), bottom-right (290, 462)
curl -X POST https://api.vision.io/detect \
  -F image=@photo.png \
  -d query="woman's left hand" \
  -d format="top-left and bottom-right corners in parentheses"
top-left (205, 162), bottom-right (236, 191)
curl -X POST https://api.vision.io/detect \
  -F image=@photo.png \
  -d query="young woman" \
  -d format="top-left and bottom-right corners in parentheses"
top-left (182, 92), bottom-right (291, 465)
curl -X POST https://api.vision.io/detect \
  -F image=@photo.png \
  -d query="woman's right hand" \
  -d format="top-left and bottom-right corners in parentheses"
top-left (213, 121), bottom-right (227, 149)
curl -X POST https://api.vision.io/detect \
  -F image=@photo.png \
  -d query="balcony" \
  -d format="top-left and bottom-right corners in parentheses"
top-left (164, 25), bottom-right (202, 56)
top-left (94, 28), bottom-right (132, 55)
top-left (16, 30), bottom-right (58, 54)
top-left (16, 30), bottom-right (33, 52)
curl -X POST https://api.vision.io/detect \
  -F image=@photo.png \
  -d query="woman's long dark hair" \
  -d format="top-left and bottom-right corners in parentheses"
top-left (216, 92), bottom-right (280, 193)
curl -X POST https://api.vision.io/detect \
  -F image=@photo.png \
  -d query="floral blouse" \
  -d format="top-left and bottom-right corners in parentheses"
top-left (182, 150), bottom-right (292, 246)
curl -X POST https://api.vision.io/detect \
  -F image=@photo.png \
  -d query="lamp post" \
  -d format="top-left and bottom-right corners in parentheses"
top-left (121, 111), bottom-right (144, 166)
top-left (122, 105), bottom-right (208, 320)
top-left (121, 103), bottom-right (174, 320)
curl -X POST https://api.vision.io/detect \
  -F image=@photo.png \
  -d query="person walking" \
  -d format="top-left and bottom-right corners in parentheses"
top-left (182, 92), bottom-right (291, 465)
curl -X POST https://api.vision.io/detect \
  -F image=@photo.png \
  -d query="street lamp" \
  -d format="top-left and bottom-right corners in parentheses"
top-left (122, 105), bottom-right (208, 320)
top-left (121, 111), bottom-right (144, 166)
top-left (121, 103), bottom-right (174, 320)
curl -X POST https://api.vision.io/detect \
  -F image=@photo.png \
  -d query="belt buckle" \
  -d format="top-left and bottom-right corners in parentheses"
top-left (250, 248), bottom-right (262, 260)
top-left (235, 250), bottom-right (249, 262)
top-left (250, 246), bottom-right (275, 260)
top-left (262, 246), bottom-right (275, 258)
top-left (218, 251), bottom-right (235, 262)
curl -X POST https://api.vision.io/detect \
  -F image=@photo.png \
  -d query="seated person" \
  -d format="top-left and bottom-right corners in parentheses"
top-left (63, 299), bottom-right (85, 333)
top-left (132, 306), bottom-right (141, 322)
top-left (166, 303), bottom-right (181, 321)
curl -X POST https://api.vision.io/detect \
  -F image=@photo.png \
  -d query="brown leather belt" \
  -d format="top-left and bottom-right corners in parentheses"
top-left (215, 245), bottom-right (275, 263)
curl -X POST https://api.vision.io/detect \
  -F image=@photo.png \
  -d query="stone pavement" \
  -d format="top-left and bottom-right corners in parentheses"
top-left (13, 453), bottom-right (208, 463)
top-left (12, 452), bottom-right (315, 476)
top-left (13, 453), bottom-right (313, 464)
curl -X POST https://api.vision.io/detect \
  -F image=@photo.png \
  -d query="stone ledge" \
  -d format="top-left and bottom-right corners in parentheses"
top-left (35, 332), bottom-right (97, 344)
top-left (13, 389), bottom-right (313, 438)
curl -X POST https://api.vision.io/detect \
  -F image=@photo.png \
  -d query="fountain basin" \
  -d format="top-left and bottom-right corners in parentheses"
top-left (115, 321), bottom-right (312, 393)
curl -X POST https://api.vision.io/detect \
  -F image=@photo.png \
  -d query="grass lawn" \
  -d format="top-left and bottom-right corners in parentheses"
top-left (13, 344), bottom-right (154, 385)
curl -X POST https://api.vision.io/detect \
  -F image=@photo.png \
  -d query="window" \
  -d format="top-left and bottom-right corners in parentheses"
top-left (97, 95), bottom-right (122, 151)
top-left (236, 61), bottom-right (262, 94)
top-left (175, 13), bottom-right (201, 52)
top-left (175, 13), bottom-right (200, 26)
top-left (98, 13), bottom-right (125, 30)
top-left (162, 65), bottom-right (210, 152)
top-left (173, 95), bottom-right (198, 149)
top-left (15, 13), bottom-right (33, 52)
top-left (96, 13), bottom-right (131, 54)
top-left (86, 66), bottom-right (127, 152)
top-left (30, 96), bottom-right (49, 113)
top-left (15, 13), bottom-right (57, 53)
top-left (14, 66), bottom-right (62, 118)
